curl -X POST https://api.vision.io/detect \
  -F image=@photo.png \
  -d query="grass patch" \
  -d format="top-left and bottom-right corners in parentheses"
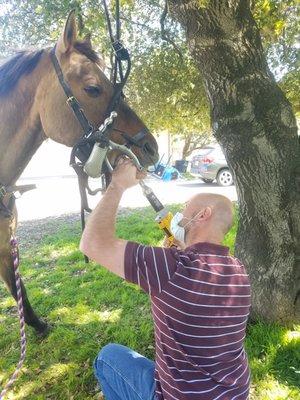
top-left (181, 172), bottom-right (196, 181)
top-left (0, 205), bottom-right (299, 399)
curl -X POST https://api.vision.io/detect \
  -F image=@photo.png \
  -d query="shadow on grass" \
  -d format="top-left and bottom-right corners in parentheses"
top-left (272, 336), bottom-right (300, 388)
top-left (1, 218), bottom-right (156, 399)
top-left (1, 206), bottom-right (299, 399)
top-left (0, 289), bottom-right (154, 399)
top-left (246, 321), bottom-right (300, 394)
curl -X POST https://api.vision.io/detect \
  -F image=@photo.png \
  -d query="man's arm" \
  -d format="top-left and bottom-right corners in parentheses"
top-left (80, 159), bottom-right (144, 278)
top-left (80, 182), bottom-right (127, 278)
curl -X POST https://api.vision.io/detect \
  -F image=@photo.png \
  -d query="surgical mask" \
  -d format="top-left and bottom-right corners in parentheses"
top-left (170, 210), bottom-right (204, 243)
top-left (170, 212), bottom-right (186, 242)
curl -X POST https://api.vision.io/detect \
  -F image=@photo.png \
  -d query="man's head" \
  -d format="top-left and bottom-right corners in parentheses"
top-left (171, 193), bottom-right (234, 247)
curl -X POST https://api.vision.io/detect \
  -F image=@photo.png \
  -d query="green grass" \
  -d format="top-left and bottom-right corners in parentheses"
top-left (181, 172), bottom-right (196, 181)
top-left (0, 206), bottom-right (299, 399)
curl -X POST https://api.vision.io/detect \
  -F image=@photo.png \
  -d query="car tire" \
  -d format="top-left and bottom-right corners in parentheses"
top-left (216, 169), bottom-right (233, 186)
top-left (202, 178), bottom-right (213, 184)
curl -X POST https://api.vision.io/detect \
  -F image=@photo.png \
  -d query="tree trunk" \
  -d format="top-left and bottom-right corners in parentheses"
top-left (182, 135), bottom-right (192, 159)
top-left (180, 131), bottom-right (211, 159)
top-left (169, 0), bottom-right (300, 323)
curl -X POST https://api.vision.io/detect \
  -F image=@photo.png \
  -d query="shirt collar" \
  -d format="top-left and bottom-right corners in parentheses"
top-left (185, 242), bottom-right (230, 256)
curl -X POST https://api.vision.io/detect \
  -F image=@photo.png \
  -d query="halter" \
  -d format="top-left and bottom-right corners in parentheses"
top-left (49, 46), bottom-right (148, 172)
top-left (50, 2), bottom-right (149, 262)
top-left (50, 0), bottom-right (148, 174)
top-left (0, 5), bottom-right (154, 397)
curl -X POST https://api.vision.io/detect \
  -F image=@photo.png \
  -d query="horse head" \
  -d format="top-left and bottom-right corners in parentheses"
top-left (38, 11), bottom-right (159, 169)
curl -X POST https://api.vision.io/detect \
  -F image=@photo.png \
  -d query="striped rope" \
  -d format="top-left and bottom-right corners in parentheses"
top-left (0, 237), bottom-right (26, 400)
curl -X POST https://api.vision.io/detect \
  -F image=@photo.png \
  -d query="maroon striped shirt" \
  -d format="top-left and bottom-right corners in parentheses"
top-left (125, 241), bottom-right (251, 400)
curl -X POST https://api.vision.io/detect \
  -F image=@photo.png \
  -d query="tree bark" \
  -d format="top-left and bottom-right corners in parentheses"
top-left (169, 0), bottom-right (300, 323)
top-left (182, 135), bottom-right (192, 158)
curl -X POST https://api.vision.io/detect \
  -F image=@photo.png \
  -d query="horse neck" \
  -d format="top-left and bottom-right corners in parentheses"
top-left (0, 54), bottom-right (50, 186)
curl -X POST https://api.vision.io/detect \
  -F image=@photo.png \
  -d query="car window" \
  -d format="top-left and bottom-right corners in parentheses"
top-left (194, 147), bottom-right (214, 157)
top-left (212, 147), bottom-right (225, 159)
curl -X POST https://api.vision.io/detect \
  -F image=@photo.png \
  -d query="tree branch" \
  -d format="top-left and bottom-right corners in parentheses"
top-left (120, 16), bottom-right (157, 34)
top-left (160, 0), bottom-right (183, 59)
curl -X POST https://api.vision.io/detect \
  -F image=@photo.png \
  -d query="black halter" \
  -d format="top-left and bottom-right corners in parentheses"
top-left (50, 0), bottom-right (150, 166)
top-left (50, 2), bottom-right (148, 262)
top-left (50, 47), bottom-right (93, 136)
top-left (50, 35), bottom-right (148, 170)
top-left (49, 44), bottom-right (146, 161)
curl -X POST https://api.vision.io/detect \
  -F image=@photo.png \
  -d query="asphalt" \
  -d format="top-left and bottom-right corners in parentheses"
top-left (16, 175), bottom-right (237, 222)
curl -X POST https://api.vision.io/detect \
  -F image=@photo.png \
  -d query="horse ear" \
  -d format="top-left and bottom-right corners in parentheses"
top-left (57, 10), bottom-right (77, 54)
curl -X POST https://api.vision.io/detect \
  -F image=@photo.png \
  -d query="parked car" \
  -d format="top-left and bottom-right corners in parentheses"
top-left (190, 145), bottom-right (233, 186)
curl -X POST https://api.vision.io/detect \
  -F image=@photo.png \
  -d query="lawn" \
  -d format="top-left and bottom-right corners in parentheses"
top-left (0, 206), bottom-right (299, 399)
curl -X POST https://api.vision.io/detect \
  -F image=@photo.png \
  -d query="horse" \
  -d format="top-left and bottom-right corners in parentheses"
top-left (0, 11), bottom-right (159, 335)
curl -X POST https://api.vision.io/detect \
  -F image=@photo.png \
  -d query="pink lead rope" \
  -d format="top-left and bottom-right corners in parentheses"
top-left (0, 237), bottom-right (27, 400)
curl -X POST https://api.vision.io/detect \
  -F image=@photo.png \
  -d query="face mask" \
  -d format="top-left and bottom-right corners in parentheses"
top-left (170, 212), bottom-right (185, 242)
top-left (170, 210), bottom-right (204, 243)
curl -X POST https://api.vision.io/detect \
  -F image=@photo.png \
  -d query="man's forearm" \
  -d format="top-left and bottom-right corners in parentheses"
top-left (80, 160), bottom-right (142, 277)
top-left (82, 182), bottom-right (124, 245)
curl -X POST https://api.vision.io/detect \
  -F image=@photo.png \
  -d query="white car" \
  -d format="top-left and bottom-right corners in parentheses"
top-left (190, 145), bottom-right (234, 186)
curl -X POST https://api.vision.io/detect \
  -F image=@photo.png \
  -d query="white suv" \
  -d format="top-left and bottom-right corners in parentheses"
top-left (190, 145), bottom-right (233, 186)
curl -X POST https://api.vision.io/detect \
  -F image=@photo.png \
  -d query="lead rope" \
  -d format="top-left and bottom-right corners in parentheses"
top-left (77, 0), bottom-right (130, 264)
top-left (0, 237), bottom-right (26, 400)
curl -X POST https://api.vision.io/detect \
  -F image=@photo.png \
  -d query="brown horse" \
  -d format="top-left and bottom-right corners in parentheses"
top-left (0, 11), bottom-right (159, 334)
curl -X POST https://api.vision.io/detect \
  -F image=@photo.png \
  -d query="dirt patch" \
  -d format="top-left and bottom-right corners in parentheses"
top-left (17, 213), bottom-right (82, 251)
top-left (16, 208), bottom-right (136, 251)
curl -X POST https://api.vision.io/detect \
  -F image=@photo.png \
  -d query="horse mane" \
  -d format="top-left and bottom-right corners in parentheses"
top-left (0, 41), bottom-right (100, 97)
top-left (74, 41), bottom-right (99, 63)
top-left (0, 50), bottom-right (44, 97)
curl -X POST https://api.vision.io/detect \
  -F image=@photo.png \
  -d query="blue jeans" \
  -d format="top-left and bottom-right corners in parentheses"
top-left (94, 343), bottom-right (157, 400)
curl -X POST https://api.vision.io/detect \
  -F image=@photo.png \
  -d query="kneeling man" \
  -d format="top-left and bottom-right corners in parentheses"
top-left (80, 159), bottom-right (251, 400)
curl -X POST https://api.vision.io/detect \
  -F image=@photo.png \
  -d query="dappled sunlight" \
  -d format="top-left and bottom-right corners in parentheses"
top-left (0, 368), bottom-right (15, 384)
top-left (0, 313), bottom-right (11, 324)
top-left (0, 207), bottom-right (298, 399)
top-left (283, 329), bottom-right (300, 343)
top-left (18, 267), bottom-right (37, 279)
top-left (0, 365), bottom-right (30, 398)
top-left (98, 309), bottom-right (122, 323)
top-left (44, 362), bottom-right (76, 380)
top-left (0, 297), bottom-right (15, 309)
top-left (248, 323), bottom-right (300, 393)
top-left (272, 335), bottom-right (300, 389)
top-left (50, 306), bottom-right (72, 319)
top-left (12, 362), bottom-right (76, 400)
top-left (50, 305), bottom-right (122, 325)
top-left (21, 242), bottom-right (80, 267)
top-left (50, 245), bottom-right (78, 259)
top-left (42, 287), bottom-right (54, 295)
top-left (253, 375), bottom-right (298, 399)
top-left (27, 271), bottom-right (45, 280)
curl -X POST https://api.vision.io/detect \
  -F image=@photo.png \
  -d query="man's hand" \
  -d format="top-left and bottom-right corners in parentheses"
top-left (111, 158), bottom-right (146, 191)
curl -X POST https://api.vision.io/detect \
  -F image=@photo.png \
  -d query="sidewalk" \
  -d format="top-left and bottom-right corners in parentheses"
top-left (16, 176), bottom-right (237, 222)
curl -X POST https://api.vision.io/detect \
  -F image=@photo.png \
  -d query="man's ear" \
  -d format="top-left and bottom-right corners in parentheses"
top-left (199, 207), bottom-right (212, 222)
top-left (56, 10), bottom-right (77, 54)
top-left (203, 207), bottom-right (212, 220)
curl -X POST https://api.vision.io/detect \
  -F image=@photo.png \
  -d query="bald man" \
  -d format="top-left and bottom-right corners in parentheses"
top-left (80, 159), bottom-right (251, 400)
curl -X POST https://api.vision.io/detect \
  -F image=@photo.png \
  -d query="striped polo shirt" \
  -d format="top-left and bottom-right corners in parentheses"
top-left (124, 241), bottom-right (251, 400)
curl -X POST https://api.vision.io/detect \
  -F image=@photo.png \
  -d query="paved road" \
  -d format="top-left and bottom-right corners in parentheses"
top-left (16, 175), bottom-right (237, 222)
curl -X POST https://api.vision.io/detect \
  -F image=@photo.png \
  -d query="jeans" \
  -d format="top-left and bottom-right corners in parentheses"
top-left (94, 343), bottom-right (157, 400)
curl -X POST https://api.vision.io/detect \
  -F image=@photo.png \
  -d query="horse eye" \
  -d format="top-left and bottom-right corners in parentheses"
top-left (84, 85), bottom-right (102, 98)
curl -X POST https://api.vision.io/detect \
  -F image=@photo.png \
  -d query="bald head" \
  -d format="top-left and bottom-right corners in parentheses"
top-left (184, 193), bottom-right (234, 239)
